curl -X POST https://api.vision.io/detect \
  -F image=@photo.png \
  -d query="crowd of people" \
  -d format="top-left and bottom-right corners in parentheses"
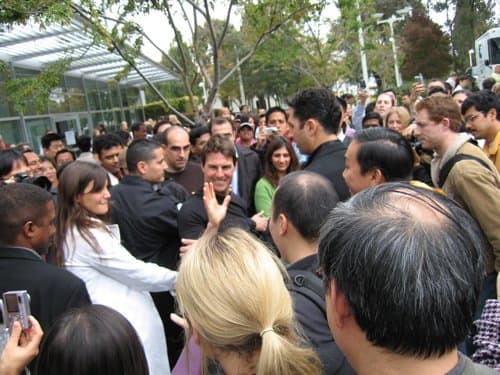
top-left (0, 74), bottom-right (499, 375)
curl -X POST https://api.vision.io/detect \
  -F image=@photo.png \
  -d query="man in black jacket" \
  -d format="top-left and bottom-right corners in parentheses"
top-left (111, 139), bottom-right (188, 366)
top-left (269, 171), bottom-right (355, 375)
top-left (0, 183), bottom-right (90, 333)
top-left (209, 117), bottom-right (261, 215)
top-left (287, 88), bottom-right (350, 200)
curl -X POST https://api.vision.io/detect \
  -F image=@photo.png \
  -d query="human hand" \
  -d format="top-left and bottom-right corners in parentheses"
top-left (251, 211), bottom-right (269, 232)
top-left (203, 182), bottom-right (231, 230)
top-left (402, 123), bottom-right (417, 140)
top-left (410, 82), bottom-right (425, 102)
top-left (170, 313), bottom-right (189, 331)
top-left (0, 316), bottom-right (43, 375)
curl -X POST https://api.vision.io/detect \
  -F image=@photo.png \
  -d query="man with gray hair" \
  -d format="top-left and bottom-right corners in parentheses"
top-left (319, 183), bottom-right (496, 374)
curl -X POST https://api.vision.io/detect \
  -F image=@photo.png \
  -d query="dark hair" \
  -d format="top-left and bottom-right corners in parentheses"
top-left (34, 305), bottom-right (149, 375)
top-left (189, 126), bottom-right (210, 146)
top-left (287, 88), bottom-right (342, 135)
top-left (0, 184), bottom-right (52, 245)
top-left (263, 137), bottom-right (299, 188)
top-left (55, 149), bottom-right (76, 164)
top-left (93, 134), bottom-right (122, 156)
top-left (55, 161), bottom-right (110, 266)
top-left (362, 111), bottom-right (383, 128)
top-left (319, 183), bottom-right (485, 358)
top-left (201, 134), bottom-right (237, 165)
top-left (452, 89), bottom-right (472, 99)
top-left (131, 122), bottom-right (145, 133)
top-left (41, 133), bottom-right (62, 150)
top-left (353, 128), bottom-right (414, 181)
top-left (273, 171), bottom-right (339, 242)
top-left (265, 107), bottom-right (288, 124)
top-left (126, 139), bottom-right (162, 173)
top-left (482, 77), bottom-right (497, 91)
top-left (428, 86), bottom-right (448, 96)
top-left (76, 135), bottom-right (92, 153)
top-left (0, 149), bottom-right (26, 179)
top-left (443, 81), bottom-right (453, 95)
top-left (461, 90), bottom-right (500, 120)
top-left (115, 130), bottom-right (131, 145)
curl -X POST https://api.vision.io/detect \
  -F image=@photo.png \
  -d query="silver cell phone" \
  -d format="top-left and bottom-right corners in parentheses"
top-left (264, 127), bottom-right (278, 135)
top-left (2, 291), bottom-right (31, 331)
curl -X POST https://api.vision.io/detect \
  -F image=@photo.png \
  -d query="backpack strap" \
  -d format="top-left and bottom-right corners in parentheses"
top-left (438, 154), bottom-right (492, 188)
top-left (287, 269), bottom-right (326, 319)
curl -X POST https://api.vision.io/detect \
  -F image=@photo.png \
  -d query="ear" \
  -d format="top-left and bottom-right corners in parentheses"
top-left (441, 117), bottom-right (451, 129)
top-left (304, 118), bottom-right (318, 136)
top-left (22, 221), bottom-right (36, 240)
top-left (486, 108), bottom-right (497, 121)
top-left (278, 213), bottom-right (288, 236)
top-left (328, 279), bottom-right (352, 329)
top-left (372, 169), bottom-right (386, 185)
top-left (136, 161), bottom-right (147, 175)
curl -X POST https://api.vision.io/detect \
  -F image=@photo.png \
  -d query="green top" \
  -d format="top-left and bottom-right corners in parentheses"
top-left (254, 177), bottom-right (276, 218)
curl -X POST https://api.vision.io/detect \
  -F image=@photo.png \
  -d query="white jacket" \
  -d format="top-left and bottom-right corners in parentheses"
top-left (63, 223), bottom-right (177, 375)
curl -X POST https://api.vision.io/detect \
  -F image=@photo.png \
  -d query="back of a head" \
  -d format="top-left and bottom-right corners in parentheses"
top-left (126, 139), bottom-right (162, 174)
top-left (34, 305), bottom-right (149, 375)
top-left (76, 135), bottom-right (92, 153)
top-left (353, 127), bottom-right (414, 182)
top-left (272, 171), bottom-right (338, 242)
top-left (0, 149), bottom-right (25, 180)
top-left (176, 228), bottom-right (321, 375)
top-left (319, 183), bottom-right (485, 358)
top-left (0, 183), bottom-right (52, 246)
top-left (482, 77), bottom-right (496, 91)
top-left (287, 88), bottom-right (342, 135)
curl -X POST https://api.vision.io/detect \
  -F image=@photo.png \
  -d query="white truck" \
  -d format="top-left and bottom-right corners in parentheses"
top-left (471, 27), bottom-right (500, 85)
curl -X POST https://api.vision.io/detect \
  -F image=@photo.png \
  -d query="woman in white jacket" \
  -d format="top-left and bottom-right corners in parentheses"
top-left (54, 161), bottom-right (177, 375)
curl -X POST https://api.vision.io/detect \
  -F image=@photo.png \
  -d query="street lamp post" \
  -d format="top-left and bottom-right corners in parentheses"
top-left (356, 0), bottom-right (369, 88)
top-left (376, 7), bottom-right (411, 88)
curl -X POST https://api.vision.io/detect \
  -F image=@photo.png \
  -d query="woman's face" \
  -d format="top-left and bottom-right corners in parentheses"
top-left (375, 93), bottom-right (393, 118)
top-left (387, 113), bottom-right (404, 133)
top-left (271, 146), bottom-right (291, 174)
top-left (77, 181), bottom-right (111, 216)
top-left (40, 160), bottom-right (57, 184)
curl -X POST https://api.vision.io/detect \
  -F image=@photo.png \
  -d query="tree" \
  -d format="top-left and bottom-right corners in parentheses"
top-left (400, 11), bottom-right (453, 80)
top-left (1, 0), bottom-right (325, 124)
top-left (432, 0), bottom-right (496, 72)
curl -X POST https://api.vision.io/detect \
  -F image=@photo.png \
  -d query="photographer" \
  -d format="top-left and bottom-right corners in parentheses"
top-left (0, 149), bottom-right (29, 185)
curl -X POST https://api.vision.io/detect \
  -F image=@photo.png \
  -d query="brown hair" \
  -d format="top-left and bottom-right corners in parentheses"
top-left (55, 161), bottom-right (110, 266)
top-left (201, 134), bottom-right (237, 166)
top-left (415, 96), bottom-right (463, 132)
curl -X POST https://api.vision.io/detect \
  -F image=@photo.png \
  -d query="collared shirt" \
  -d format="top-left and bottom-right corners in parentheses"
top-left (483, 131), bottom-right (500, 173)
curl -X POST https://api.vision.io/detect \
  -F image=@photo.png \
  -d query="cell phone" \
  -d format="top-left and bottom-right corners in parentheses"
top-left (414, 74), bottom-right (424, 85)
top-left (2, 291), bottom-right (31, 331)
top-left (264, 127), bottom-right (278, 135)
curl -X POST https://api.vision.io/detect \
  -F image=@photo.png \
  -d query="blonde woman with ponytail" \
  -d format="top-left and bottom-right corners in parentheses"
top-left (176, 225), bottom-right (321, 375)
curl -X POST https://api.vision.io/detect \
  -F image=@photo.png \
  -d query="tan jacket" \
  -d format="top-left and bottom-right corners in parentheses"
top-left (442, 142), bottom-right (500, 273)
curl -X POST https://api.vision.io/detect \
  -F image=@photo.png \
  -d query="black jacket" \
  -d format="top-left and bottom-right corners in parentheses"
top-left (235, 144), bottom-right (261, 215)
top-left (303, 140), bottom-right (350, 201)
top-left (111, 176), bottom-right (188, 269)
top-left (0, 246), bottom-right (90, 332)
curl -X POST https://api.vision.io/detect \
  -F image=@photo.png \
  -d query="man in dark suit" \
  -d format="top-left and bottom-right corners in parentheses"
top-left (209, 117), bottom-right (261, 215)
top-left (0, 183), bottom-right (90, 333)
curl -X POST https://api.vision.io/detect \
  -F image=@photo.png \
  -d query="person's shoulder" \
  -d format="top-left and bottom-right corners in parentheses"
top-left (460, 355), bottom-right (498, 375)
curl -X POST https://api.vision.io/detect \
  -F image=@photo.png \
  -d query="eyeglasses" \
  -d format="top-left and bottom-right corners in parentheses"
top-left (464, 112), bottom-right (483, 124)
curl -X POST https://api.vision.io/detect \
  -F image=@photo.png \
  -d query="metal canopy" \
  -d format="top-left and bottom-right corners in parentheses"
top-left (0, 18), bottom-right (176, 86)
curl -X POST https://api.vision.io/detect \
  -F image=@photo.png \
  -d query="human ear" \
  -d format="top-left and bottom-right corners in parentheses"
top-left (279, 213), bottom-right (288, 236)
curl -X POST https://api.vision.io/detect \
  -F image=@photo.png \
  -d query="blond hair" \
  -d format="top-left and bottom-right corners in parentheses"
top-left (385, 106), bottom-right (411, 130)
top-left (177, 228), bottom-right (321, 375)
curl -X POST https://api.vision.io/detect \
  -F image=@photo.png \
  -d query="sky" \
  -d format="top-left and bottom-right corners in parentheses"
top-left (134, 2), bottom-right (498, 63)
